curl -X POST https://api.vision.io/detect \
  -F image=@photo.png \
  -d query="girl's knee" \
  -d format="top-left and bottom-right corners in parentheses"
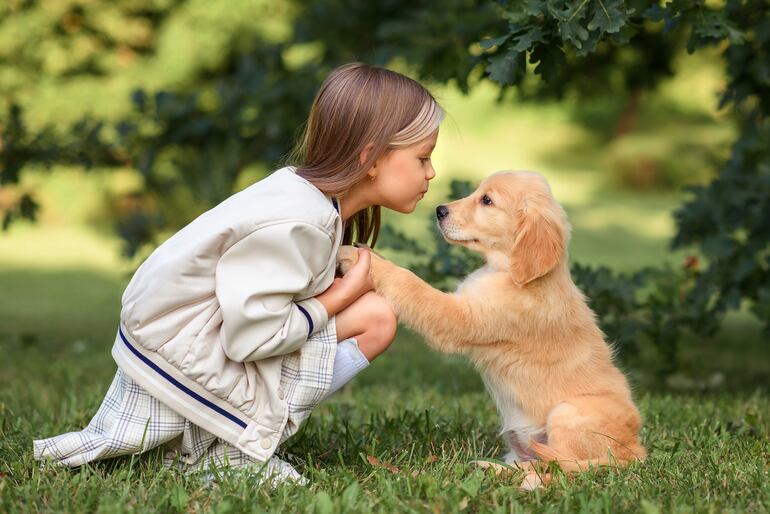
top-left (356, 292), bottom-right (397, 359)
top-left (372, 303), bottom-right (397, 347)
top-left (367, 292), bottom-right (396, 335)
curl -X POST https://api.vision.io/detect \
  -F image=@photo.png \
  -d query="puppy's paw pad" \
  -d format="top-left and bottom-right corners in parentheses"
top-left (336, 245), bottom-right (359, 275)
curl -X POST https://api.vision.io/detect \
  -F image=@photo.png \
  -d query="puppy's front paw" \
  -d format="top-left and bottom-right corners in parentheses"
top-left (336, 245), bottom-right (359, 276)
top-left (519, 472), bottom-right (549, 491)
top-left (470, 459), bottom-right (513, 476)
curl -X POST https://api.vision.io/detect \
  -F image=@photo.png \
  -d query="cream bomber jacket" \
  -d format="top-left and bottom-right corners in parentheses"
top-left (111, 166), bottom-right (343, 461)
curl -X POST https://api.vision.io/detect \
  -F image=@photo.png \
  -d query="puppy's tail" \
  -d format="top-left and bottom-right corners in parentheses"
top-left (528, 440), bottom-right (642, 473)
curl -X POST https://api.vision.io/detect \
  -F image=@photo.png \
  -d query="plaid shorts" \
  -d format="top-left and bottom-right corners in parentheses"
top-left (33, 318), bottom-right (338, 472)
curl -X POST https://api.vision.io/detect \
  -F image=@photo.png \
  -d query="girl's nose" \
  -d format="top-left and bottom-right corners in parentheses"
top-left (426, 164), bottom-right (436, 180)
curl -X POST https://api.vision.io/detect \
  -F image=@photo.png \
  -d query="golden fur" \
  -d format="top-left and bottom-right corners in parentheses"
top-left (337, 171), bottom-right (645, 490)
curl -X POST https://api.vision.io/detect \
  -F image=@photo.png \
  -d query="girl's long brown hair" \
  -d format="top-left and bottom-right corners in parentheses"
top-left (286, 62), bottom-right (444, 247)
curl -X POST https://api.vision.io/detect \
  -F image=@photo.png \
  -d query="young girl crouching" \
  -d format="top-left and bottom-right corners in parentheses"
top-left (33, 62), bottom-right (444, 486)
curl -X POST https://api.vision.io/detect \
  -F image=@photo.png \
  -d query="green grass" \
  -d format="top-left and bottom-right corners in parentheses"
top-left (2, 329), bottom-right (769, 512)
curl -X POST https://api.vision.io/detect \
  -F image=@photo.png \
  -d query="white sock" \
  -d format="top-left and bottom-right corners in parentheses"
top-left (325, 338), bottom-right (370, 398)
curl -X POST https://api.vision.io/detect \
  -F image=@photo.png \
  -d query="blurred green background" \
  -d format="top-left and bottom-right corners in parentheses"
top-left (2, 53), bottom-right (765, 390)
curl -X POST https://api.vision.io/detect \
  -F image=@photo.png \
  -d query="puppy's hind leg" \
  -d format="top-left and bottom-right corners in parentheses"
top-left (471, 430), bottom-right (542, 477)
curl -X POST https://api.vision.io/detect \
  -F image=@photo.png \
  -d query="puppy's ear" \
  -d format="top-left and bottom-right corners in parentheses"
top-left (509, 200), bottom-right (566, 287)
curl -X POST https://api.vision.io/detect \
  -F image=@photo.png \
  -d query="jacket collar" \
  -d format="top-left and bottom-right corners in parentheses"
top-left (286, 165), bottom-right (340, 216)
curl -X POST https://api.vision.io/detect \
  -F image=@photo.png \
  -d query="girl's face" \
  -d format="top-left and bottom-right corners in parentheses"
top-left (370, 130), bottom-right (438, 213)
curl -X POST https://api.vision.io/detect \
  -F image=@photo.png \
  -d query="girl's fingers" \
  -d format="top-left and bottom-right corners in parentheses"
top-left (356, 248), bottom-right (371, 270)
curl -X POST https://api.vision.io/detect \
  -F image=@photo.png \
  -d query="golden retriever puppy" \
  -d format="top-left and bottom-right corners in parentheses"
top-left (337, 171), bottom-right (646, 489)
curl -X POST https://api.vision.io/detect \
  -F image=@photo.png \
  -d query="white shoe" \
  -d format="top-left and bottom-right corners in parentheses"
top-left (263, 454), bottom-right (308, 486)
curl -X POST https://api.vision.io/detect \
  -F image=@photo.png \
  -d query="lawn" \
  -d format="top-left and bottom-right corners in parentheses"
top-left (1, 331), bottom-right (768, 512)
top-left (1, 55), bottom-right (768, 512)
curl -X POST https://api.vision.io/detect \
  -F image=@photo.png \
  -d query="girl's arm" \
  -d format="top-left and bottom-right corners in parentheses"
top-left (215, 221), bottom-right (334, 362)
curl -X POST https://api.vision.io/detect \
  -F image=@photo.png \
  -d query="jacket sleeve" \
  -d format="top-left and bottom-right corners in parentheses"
top-left (215, 221), bottom-right (332, 362)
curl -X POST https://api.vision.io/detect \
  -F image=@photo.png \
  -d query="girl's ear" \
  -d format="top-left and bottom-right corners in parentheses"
top-left (509, 200), bottom-right (565, 287)
top-left (359, 142), bottom-right (375, 166)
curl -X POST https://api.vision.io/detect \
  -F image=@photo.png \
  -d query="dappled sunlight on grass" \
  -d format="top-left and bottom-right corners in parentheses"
top-left (567, 194), bottom-right (679, 240)
top-left (656, 48), bottom-right (730, 118)
top-left (565, 216), bottom-right (683, 270)
top-left (543, 169), bottom-right (605, 207)
top-left (0, 225), bottom-right (125, 271)
top-left (434, 83), bottom-right (588, 180)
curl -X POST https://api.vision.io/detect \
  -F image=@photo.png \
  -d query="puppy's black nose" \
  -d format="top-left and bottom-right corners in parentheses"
top-left (436, 205), bottom-right (449, 220)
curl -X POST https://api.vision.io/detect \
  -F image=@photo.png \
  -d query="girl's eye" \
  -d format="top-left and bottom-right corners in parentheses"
top-left (480, 194), bottom-right (493, 206)
top-left (419, 157), bottom-right (431, 164)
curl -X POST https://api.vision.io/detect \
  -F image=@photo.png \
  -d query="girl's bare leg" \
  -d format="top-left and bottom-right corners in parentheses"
top-left (334, 291), bottom-right (397, 360)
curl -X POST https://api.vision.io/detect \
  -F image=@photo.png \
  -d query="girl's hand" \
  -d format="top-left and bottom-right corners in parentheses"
top-left (338, 247), bottom-right (373, 294)
top-left (336, 244), bottom-right (363, 275)
top-left (316, 248), bottom-right (373, 317)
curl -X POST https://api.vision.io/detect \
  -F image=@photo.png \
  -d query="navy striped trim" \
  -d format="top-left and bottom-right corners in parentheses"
top-left (118, 327), bottom-right (247, 429)
top-left (296, 304), bottom-right (313, 335)
top-left (331, 197), bottom-right (339, 213)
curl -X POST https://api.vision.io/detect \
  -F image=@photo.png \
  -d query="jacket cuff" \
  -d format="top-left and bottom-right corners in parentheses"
top-left (295, 297), bottom-right (329, 336)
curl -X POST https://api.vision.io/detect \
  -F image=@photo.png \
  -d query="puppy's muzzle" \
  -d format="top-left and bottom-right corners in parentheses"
top-left (436, 205), bottom-right (449, 220)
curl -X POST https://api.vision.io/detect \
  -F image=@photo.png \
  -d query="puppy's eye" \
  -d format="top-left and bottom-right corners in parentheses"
top-left (480, 194), bottom-right (493, 206)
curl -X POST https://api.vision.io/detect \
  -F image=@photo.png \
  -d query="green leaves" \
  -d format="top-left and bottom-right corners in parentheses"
top-left (588, 0), bottom-right (632, 34)
top-left (487, 0), bottom-right (634, 63)
top-left (555, 0), bottom-right (593, 51)
top-left (479, 1), bottom-right (642, 91)
top-left (479, 34), bottom-right (511, 50)
top-left (1, 193), bottom-right (38, 232)
top-left (689, 7), bottom-right (746, 50)
top-left (673, 116), bottom-right (770, 336)
top-left (511, 26), bottom-right (547, 52)
top-left (486, 50), bottom-right (526, 86)
top-left (0, 102), bottom-right (120, 233)
top-left (529, 43), bottom-right (566, 83)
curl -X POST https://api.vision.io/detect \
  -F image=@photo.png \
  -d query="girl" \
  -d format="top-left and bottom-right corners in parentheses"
top-left (32, 62), bottom-right (443, 485)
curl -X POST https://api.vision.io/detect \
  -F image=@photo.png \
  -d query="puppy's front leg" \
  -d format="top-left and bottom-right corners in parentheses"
top-left (337, 246), bottom-right (473, 354)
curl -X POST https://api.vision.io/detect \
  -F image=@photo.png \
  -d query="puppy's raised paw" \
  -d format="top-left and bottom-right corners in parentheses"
top-left (354, 241), bottom-right (384, 260)
top-left (336, 245), bottom-right (359, 276)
